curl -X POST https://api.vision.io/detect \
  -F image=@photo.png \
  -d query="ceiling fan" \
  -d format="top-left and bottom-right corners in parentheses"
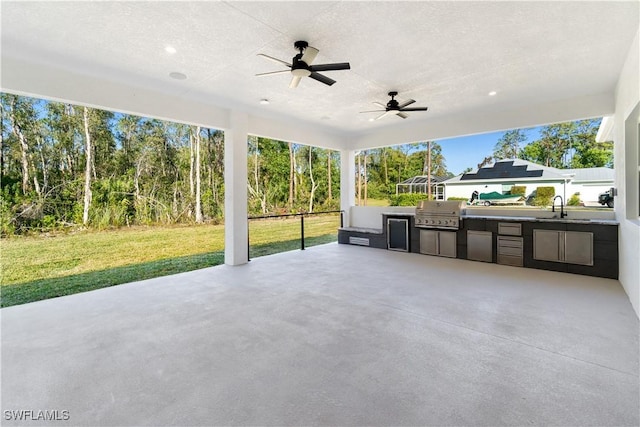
top-left (256, 40), bottom-right (350, 88)
top-left (361, 91), bottom-right (429, 120)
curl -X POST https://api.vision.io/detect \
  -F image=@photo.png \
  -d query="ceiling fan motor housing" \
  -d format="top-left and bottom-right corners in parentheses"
top-left (291, 55), bottom-right (312, 77)
top-left (256, 40), bottom-right (349, 87)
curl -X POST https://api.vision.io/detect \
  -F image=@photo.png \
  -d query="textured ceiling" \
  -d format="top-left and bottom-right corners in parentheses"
top-left (1, 1), bottom-right (638, 134)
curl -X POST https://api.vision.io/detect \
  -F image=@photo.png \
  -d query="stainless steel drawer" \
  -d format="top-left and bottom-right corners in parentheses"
top-left (498, 223), bottom-right (522, 236)
top-left (497, 236), bottom-right (523, 266)
top-left (499, 245), bottom-right (523, 256)
top-left (498, 236), bottom-right (523, 248)
top-left (498, 254), bottom-right (523, 267)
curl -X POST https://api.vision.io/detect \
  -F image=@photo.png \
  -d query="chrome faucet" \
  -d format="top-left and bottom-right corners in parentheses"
top-left (552, 195), bottom-right (567, 218)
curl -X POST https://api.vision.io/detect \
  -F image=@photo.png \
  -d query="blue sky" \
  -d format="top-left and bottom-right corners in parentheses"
top-left (437, 127), bottom-right (543, 175)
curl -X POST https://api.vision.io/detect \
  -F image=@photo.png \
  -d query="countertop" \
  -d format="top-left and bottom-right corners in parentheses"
top-left (383, 212), bottom-right (415, 216)
top-left (339, 226), bottom-right (383, 234)
top-left (382, 211), bottom-right (617, 225)
top-left (461, 214), bottom-right (618, 226)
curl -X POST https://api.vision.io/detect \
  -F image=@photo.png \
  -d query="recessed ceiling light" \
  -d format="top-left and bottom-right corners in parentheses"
top-left (169, 72), bottom-right (187, 80)
top-left (165, 46), bottom-right (177, 54)
top-left (488, 91), bottom-right (497, 96)
top-left (259, 99), bottom-right (270, 105)
top-left (368, 118), bottom-right (375, 122)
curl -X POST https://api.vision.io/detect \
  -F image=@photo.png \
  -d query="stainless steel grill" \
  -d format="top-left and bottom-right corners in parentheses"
top-left (415, 200), bottom-right (465, 230)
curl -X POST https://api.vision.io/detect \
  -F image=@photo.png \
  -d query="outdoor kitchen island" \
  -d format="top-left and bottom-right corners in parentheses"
top-left (338, 209), bottom-right (619, 279)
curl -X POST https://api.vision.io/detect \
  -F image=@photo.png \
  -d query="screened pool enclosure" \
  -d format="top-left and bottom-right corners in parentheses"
top-left (395, 175), bottom-right (445, 199)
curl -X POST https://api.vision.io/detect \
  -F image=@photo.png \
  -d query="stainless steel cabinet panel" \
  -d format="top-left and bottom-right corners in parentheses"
top-left (439, 231), bottom-right (457, 258)
top-left (419, 230), bottom-right (438, 255)
top-left (534, 229), bottom-right (593, 265)
top-left (565, 231), bottom-right (593, 266)
top-left (534, 230), bottom-right (562, 262)
top-left (467, 230), bottom-right (492, 262)
top-left (420, 230), bottom-right (456, 258)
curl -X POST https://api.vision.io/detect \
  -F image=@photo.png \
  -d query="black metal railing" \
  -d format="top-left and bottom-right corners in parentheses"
top-left (247, 210), bottom-right (343, 260)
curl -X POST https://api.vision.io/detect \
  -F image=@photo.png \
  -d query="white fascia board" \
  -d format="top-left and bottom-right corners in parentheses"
top-left (347, 92), bottom-right (615, 150)
top-left (1, 55), bottom-right (230, 130)
top-left (248, 114), bottom-right (346, 150)
top-left (2, 55), bottom-right (347, 149)
top-left (596, 115), bottom-right (615, 142)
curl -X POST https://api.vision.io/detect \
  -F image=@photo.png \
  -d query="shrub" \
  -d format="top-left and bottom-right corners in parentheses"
top-left (389, 193), bottom-right (429, 206)
top-left (510, 186), bottom-right (526, 196)
top-left (568, 193), bottom-right (581, 206)
top-left (532, 186), bottom-right (555, 207)
top-left (447, 197), bottom-right (468, 201)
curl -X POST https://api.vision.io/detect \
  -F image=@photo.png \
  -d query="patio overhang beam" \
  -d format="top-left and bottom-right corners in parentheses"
top-left (347, 92), bottom-right (615, 151)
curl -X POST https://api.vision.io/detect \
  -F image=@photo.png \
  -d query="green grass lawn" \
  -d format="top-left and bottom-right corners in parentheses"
top-left (0, 214), bottom-right (340, 307)
top-left (357, 198), bottom-right (390, 207)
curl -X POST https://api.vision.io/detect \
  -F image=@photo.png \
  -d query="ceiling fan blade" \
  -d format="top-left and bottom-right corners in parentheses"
top-left (397, 99), bottom-right (416, 109)
top-left (373, 102), bottom-right (386, 109)
top-left (301, 46), bottom-right (319, 65)
top-left (289, 76), bottom-right (302, 88)
top-left (255, 70), bottom-right (290, 77)
top-left (375, 111), bottom-right (393, 121)
top-left (359, 110), bottom-right (386, 113)
top-left (309, 62), bottom-right (351, 72)
top-left (309, 72), bottom-right (336, 86)
top-left (396, 112), bottom-right (409, 119)
top-left (258, 53), bottom-right (291, 67)
top-left (399, 107), bottom-right (429, 112)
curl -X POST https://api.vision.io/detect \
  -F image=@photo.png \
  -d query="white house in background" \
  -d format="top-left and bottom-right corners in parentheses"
top-left (443, 159), bottom-right (614, 204)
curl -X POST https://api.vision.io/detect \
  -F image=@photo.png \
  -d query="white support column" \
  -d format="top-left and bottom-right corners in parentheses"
top-left (340, 149), bottom-right (356, 227)
top-left (224, 111), bottom-right (249, 266)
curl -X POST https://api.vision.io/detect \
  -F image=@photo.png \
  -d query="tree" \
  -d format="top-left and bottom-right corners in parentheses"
top-left (477, 156), bottom-right (493, 169)
top-left (520, 120), bottom-right (611, 168)
top-left (1, 95), bottom-right (227, 233)
top-left (326, 149), bottom-right (332, 200)
top-left (247, 136), bottom-right (266, 214)
top-left (570, 119), bottom-right (612, 168)
top-left (493, 129), bottom-right (527, 160)
top-left (356, 151), bottom-right (362, 205)
top-left (81, 107), bottom-right (92, 225)
top-left (308, 146), bottom-right (318, 212)
top-left (194, 126), bottom-right (203, 223)
top-left (288, 142), bottom-right (296, 208)
top-left (7, 95), bottom-right (39, 195)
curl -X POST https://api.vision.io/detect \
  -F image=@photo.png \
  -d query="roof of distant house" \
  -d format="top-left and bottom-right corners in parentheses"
top-left (563, 167), bottom-right (614, 182)
top-left (443, 159), bottom-right (613, 184)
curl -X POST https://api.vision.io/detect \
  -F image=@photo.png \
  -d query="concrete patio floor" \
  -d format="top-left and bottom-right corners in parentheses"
top-left (2, 243), bottom-right (638, 426)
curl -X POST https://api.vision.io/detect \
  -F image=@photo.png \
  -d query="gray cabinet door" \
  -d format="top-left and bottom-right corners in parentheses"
top-left (438, 231), bottom-right (457, 258)
top-left (419, 230), bottom-right (438, 255)
top-left (534, 230), bottom-right (562, 262)
top-left (565, 231), bottom-right (593, 265)
top-left (387, 218), bottom-right (409, 252)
